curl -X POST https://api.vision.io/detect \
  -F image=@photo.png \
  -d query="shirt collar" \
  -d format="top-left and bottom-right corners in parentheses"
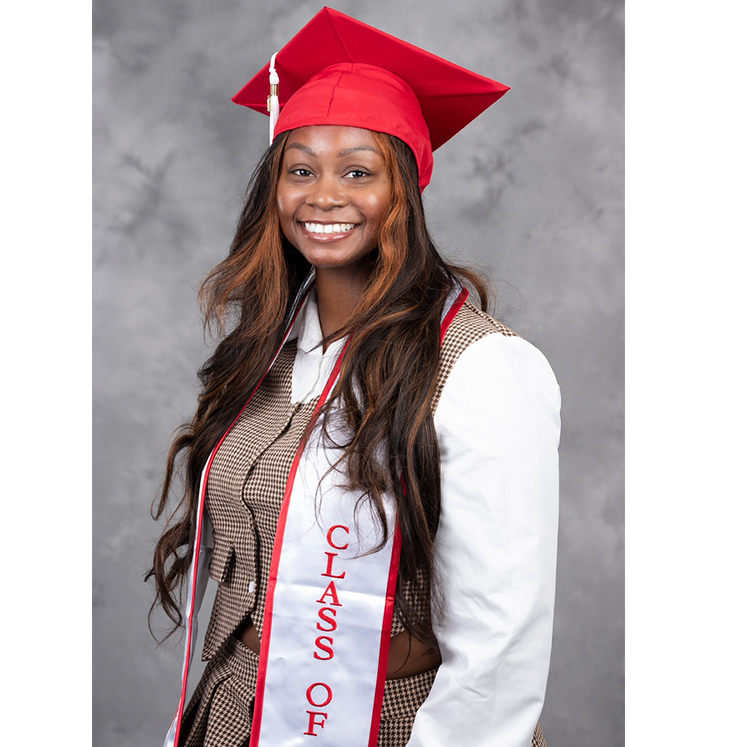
top-left (295, 289), bottom-right (325, 354)
top-left (289, 288), bottom-right (345, 358)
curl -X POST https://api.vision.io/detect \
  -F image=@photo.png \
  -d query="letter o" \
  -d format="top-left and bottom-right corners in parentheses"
top-left (306, 682), bottom-right (333, 708)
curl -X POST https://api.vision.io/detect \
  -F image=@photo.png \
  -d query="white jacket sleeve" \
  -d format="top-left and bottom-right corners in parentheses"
top-left (406, 333), bottom-right (561, 747)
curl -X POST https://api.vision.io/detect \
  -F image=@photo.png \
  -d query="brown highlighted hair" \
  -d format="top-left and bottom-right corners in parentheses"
top-left (147, 130), bottom-right (488, 649)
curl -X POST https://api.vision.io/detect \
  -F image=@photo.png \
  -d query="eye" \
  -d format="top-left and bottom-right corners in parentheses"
top-left (289, 168), bottom-right (313, 177)
top-left (345, 169), bottom-right (371, 179)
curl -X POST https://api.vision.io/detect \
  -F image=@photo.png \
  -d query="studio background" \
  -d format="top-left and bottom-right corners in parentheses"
top-left (93, 1), bottom-right (623, 745)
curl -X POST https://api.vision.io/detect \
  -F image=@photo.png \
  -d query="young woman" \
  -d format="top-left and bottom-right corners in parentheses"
top-left (148, 9), bottom-right (561, 747)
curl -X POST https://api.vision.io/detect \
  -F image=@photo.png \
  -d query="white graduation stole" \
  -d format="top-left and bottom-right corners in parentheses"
top-left (249, 341), bottom-right (400, 746)
top-left (164, 280), bottom-right (468, 747)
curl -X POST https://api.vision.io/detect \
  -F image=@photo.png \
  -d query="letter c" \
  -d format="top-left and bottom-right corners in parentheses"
top-left (326, 524), bottom-right (350, 550)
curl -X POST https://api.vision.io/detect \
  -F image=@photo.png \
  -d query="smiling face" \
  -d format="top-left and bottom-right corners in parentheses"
top-left (276, 126), bottom-right (392, 275)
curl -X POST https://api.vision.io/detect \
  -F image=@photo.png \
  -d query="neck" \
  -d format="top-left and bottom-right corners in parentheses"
top-left (314, 265), bottom-right (369, 350)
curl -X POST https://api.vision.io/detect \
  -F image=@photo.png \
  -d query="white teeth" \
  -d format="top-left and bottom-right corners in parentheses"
top-left (303, 222), bottom-right (356, 234)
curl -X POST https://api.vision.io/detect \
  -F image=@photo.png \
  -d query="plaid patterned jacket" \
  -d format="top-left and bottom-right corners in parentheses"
top-left (176, 297), bottom-right (550, 747)
top-left (199, 299), bottom-right (517, 661)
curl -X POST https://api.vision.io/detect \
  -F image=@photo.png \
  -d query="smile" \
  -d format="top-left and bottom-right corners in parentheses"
top-left (301, 222), bottom-right (358, 235)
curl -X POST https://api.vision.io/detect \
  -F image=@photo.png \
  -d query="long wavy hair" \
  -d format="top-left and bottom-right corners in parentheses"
top-left (147, 129), bottom-right (489, 649)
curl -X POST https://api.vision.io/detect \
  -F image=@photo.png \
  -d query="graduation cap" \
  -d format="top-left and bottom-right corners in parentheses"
top-left (232, 7), bottom-right (509, 189)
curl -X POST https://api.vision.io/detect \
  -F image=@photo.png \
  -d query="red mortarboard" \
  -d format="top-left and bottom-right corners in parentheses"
top-left (232, 7), bottom-right (509, 189)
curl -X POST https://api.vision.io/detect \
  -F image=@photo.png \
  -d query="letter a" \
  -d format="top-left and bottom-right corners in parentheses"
top-left (316, 580), bottom-right (342, 607)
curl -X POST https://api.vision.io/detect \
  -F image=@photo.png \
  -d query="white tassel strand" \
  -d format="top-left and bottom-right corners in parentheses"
top-left (268, 52), bottom-right (280, 145)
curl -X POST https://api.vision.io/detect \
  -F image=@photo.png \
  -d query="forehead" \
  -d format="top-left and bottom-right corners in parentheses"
top-left (284, 125), bottom-right (382, 156)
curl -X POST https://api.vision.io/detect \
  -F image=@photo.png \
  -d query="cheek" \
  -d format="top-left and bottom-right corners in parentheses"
top-left (276, 191), bottom-right (292, 223)
top-left (369, 193), bottom-right (391, 231)
top-left (276, 200), bottom-right (296, 247)
top-left (276, 181), bottom-right (303, 221)
top-left (373, 180), bottom-right (392, 218)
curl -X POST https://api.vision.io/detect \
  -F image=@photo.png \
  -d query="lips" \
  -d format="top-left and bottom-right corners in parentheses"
top-left (301, 222), bottom-right (357, 235)
top-left (298, 221), bottom-right (360, 242)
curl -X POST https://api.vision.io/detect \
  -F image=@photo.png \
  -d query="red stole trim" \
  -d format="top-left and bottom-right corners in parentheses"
top-left (165, 283), bottom-right (468, 747)
top-left (167, 286), bottom-right (312, 747)
top-left (249, 339), bottom-right (351, 744)
top-left (366, 285), bottom-right (468, 744)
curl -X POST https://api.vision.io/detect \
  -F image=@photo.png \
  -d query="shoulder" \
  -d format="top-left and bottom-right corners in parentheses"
top-left (435, 300), bottom-right (558, 413)
top-left (441, 299), bottom-right (518, 352)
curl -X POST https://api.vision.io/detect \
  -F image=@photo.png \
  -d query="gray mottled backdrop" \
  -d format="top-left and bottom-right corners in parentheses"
top-left (93, 1), bottom-right (623, 745)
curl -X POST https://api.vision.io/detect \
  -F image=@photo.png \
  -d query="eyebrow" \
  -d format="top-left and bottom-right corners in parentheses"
top-left (338, 146), bottom-right (380, 157)
top-left (285, 143), bottom-right (381, 157)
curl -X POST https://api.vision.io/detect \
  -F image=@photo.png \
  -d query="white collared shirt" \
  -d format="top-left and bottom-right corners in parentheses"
top-left (287, 291), bottom-right (561, 747)
top-left (289, 290), bottom-right (347, 404)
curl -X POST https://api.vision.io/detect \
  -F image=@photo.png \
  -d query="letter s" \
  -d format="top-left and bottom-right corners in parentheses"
top-left (316, 607), bottom-right (338, 633)
top-left (314, 636), bottom-right (335, 660)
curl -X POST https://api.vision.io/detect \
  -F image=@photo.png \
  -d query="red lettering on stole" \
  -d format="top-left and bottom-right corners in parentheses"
top-left (304, 682), bottom-right (333, 734)
top-left (303, 525), bottom-right (351, 736)
top-left (306, 682), bottom-right (334, 707)
top-left (314, 636), bottom-right (335, 660)
top-left (304, 711), bottom-right (328, 736)
top-left (322, 552), bottom-right (346, 579)
top-left (316, 580), bottom-right (342, 607)
top-left (326, 525), bottom-right (350, 550)
top-left (316, 607), bottom-right (337, 632)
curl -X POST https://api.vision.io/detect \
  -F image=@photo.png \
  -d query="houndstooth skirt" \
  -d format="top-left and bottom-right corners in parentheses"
top-left (178, 636), bottom-right (548, 747)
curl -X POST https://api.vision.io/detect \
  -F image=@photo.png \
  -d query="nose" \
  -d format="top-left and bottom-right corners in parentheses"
top-left (305, 174), bottom-right (347, 210)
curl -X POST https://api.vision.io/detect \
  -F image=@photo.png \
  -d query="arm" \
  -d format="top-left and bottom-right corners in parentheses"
top-left (407, 334), bottom-right (561, 746)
